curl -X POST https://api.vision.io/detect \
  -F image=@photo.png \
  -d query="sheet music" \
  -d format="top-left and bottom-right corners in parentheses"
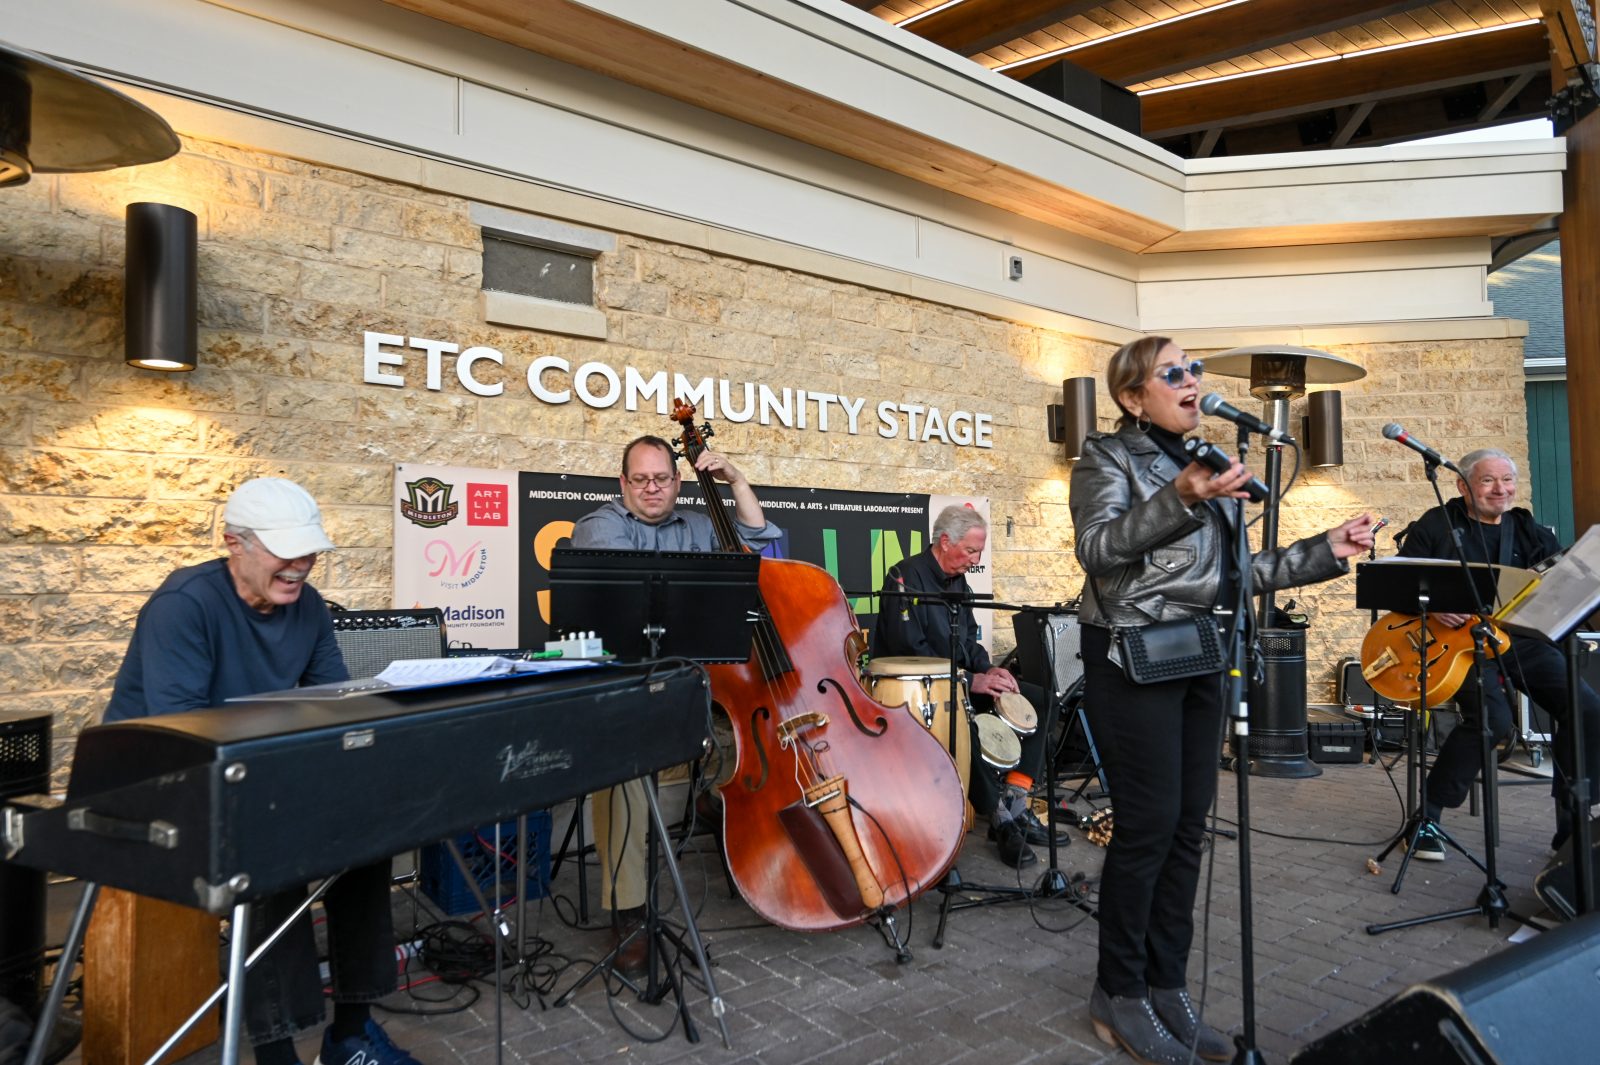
top-left (1498, 525), bottom-right (1600, 641)
top-left (232, 657), bottom-right (596, 701)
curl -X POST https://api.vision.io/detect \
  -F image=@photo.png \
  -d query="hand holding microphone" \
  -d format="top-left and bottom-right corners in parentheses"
top-left (1182, 438), bottom-right (1270, 503)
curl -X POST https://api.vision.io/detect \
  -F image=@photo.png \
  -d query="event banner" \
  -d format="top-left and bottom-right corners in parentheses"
top-left (393, 463), bottom-right (992, 653)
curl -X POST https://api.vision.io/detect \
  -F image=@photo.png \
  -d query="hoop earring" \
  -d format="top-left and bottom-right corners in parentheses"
top-left (1136, 414), bottom-right (1151, 433)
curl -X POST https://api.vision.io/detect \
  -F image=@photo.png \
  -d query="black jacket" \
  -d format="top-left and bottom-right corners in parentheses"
top-left (1398, 497), bottom-right (1559, 570)
top-left (870, 548), bottom-right (991, 674)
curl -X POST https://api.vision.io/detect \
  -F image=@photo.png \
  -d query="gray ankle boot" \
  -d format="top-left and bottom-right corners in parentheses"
top-left (1089, 982), bottom-right (1189, 1065)
top-left (1149, 986), bottom-right (1232, 1062)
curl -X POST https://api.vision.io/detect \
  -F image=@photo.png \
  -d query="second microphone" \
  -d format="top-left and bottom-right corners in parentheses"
top-left (1184, 438), bottom-right (1270, 503)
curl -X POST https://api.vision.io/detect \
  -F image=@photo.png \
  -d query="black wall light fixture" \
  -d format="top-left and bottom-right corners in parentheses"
top-left (125, 202), bottom-right (197, 371)
top-left (1046, 376), bottom-right (1096, 460)
top-left (1301, 390), bottom-right (1344, 467)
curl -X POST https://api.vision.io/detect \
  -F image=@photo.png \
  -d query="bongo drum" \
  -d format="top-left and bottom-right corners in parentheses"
top-left (994, 690), bottom-right (1037, 735)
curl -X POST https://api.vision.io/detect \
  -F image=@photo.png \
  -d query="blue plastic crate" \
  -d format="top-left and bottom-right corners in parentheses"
top-left (419, 810), bottom-right (551, 916)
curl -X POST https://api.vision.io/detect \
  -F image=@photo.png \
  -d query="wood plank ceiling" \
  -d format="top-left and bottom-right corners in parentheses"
top-left (854, 0), bottom-right (1553, 156)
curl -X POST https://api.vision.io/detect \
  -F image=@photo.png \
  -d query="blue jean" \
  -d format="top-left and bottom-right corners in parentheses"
top-left (243, 859), bottom-right (396, 1044)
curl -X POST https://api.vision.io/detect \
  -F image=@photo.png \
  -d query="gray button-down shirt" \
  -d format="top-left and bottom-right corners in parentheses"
top-left (570, 499), bottom-right (783, 553)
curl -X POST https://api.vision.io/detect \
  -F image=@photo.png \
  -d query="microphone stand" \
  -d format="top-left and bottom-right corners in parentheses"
top-left (1367, 453), bottom-right (1508, 935)
top-left (864, 588), bottom-right (1094, 946)
top-left (1225, 423), bottom-right (1265, 1065)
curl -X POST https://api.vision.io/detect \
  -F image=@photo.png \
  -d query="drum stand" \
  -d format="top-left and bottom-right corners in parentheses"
top-left (871, 590), bottom-right (1095, 949)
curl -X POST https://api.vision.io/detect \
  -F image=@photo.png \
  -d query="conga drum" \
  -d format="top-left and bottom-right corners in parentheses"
top-left (864, 656), bottom-right (974, 830)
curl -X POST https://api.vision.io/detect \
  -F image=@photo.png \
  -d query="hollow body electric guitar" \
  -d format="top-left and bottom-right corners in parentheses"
top-left (1359, 612), bottom-right (1510, 705)
top-left (671, 403), bottom-right (967, 934)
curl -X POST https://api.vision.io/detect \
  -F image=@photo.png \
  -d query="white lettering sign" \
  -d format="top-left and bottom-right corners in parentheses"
top-left (360, 332), bottom-right (995, 449)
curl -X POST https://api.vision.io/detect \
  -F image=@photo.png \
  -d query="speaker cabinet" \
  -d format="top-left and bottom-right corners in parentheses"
top-left (330, 608), bottom-right (446, 679)
top-left (1010, 612), bottom-right (1084, 697)
top-left (1292, 912), bottom-right (1600, 1064)
top-left (1019, 58), bottom-right (1141, 136)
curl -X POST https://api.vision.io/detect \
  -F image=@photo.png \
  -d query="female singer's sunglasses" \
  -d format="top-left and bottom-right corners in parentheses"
top-left (1153, 361), bottom-right (1206, 388)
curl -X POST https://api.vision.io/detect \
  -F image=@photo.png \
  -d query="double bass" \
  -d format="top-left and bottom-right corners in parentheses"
top-left (672, 404), bottom-right (967, 937)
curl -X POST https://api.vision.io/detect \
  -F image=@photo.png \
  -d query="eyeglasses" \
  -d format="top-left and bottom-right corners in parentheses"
top-left (1153, 361), bottom-right (1205, 388)
top-left (626, 473), bottom-right (677, 488)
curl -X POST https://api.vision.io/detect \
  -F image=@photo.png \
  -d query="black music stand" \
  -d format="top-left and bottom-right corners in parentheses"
top-left (549, 551), bottom-right (757, 1046)
top-left (550, 547), bottom-right (760, 663)
top-left (1497, 531), bottom-right (1600, 918)
top-left (1358, 559), bottom-right (1509, 933)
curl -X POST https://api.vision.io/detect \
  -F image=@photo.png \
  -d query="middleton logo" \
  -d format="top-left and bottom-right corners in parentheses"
top-left (400, 476), bottom-right (460, 528)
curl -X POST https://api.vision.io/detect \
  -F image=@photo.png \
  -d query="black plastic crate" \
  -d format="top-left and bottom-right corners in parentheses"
top-left (1308, 720), bottom-right (1364, 764)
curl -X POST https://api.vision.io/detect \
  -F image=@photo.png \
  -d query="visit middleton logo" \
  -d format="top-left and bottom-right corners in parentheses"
top-left (400, 476), bottom-right (460, 528)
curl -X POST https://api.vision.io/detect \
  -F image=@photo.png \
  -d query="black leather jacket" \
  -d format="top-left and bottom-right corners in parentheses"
top-left (1070, 426), bottom-right (1347, 628)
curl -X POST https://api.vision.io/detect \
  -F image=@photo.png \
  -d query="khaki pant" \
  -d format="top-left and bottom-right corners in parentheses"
top-left (593, 710), bottom-right (736, 912)
top-left (592, 777), bottom-right (649, 911)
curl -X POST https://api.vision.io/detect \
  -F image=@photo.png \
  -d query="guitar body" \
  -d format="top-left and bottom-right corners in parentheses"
top-left (1359, 611), bottom-right (1510, 705)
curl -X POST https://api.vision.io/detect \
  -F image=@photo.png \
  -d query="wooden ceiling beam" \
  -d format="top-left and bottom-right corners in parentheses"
top-left (1160, 77), bottom-right (1554, 155)
top-left (1004, 0), bottom-right (1437, 85)
top-left (1141, 22), bottom-right (1552, 136)
top-left (905, 0), bottom-right (1102, 56)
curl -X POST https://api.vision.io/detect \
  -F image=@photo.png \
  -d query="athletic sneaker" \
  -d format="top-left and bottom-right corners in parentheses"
top-left (315, 1020), bottom-right (422, 1065)
top-left (1405, 825), bottom-right (1445, 862)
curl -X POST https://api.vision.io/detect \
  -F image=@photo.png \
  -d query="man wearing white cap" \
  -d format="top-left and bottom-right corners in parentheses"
top-left (105, 478), bottom-right (421, 1065)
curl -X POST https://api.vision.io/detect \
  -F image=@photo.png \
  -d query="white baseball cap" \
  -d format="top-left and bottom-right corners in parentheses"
top-left (223, 478), bottom-right (336, 559)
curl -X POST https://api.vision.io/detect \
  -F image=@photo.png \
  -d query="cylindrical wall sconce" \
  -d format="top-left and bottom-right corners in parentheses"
top-left (125, 202), bottom-right (197, 371)
top-left (1302, 389), bottom-right (1344, 467)
top-left (1046, 376), bottom-right (1097, 460)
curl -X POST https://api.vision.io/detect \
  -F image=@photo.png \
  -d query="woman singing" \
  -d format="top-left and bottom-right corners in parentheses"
top-left (1071, 337), bottom-right (1372, 1064)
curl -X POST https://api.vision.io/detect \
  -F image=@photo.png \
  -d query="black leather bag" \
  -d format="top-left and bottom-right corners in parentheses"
top-left (1113, 615), bottom-right (1224, 684)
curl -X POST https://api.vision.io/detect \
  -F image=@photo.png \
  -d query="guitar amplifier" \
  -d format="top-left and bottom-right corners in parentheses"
top-left (331, 608), bottom-right (446, 679)
top-left (1011, 610), bottom-right (1084, 697)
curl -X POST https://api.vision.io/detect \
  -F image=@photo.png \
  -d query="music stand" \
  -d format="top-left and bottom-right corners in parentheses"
top-left (1357, 559), bottom-right (1510, 933)
top-left (1497, 526), bottom-right (1600, 917)
top-left (550, 547), bottom-right (760, 662)
top-left (549, 548), bottom-right (758, 1046)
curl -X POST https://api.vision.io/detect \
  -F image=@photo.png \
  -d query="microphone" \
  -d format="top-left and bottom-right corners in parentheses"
top-left (1183, 438), bottom-right (1269, 503)
top-left (1370, 517), bottom-right (1388, 536)
top-left (1199, 393), bottom-right (1294, 443)
top-left (1381, 424), bottom-right (1460, 474)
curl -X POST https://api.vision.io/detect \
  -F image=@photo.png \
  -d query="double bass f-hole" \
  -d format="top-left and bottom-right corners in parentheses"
top-left (817, 676), bottom-right (886, 738)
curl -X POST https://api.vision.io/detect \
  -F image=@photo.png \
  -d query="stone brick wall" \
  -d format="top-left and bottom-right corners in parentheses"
top-left (0, 137), bottom-right (1530, 782)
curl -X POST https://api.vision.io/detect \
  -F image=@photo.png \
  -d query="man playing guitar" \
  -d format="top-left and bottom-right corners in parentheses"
top-left (1396, 448), bottom-right (1600, 858)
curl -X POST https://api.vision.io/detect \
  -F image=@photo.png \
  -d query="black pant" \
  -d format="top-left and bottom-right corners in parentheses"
top-left (1426, 636), bottom-right (1600, 813)
top-left (244, 859), bottom-right (397, 1044)
top-left (1082, 624), bottom-right (1224, 998)
top-left (969, 680), bottom-right (1049, 815)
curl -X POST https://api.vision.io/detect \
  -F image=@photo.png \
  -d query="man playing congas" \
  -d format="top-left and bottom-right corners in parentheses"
top-left (870, 505), bottom-right (1061, 868)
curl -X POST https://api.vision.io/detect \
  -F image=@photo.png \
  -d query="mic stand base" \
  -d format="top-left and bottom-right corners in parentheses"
top-left (1366, 879), bottom-right (1510, 936)
top-left (930, 684), bottom-right (1095, 949)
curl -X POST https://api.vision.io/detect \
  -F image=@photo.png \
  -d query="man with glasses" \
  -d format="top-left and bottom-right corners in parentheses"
top-left (570, 435), bottom-right (781, 973)
top-left (1398, 448), bottom-right (1600, 858)
top-left (105, 478), bottom-right (421, 1065)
